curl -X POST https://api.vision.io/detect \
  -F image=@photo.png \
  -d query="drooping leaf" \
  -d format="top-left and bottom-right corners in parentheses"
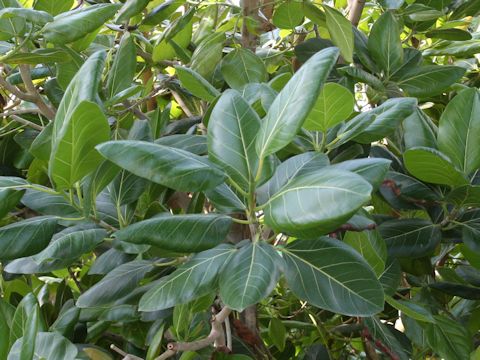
top-left (96, 140), bottom-right (226, 192)
top-left (303, 83), bottom-right (354, 132)
top-left (3, 48), bottom-right (69, 64)
top-left (263, 169), bottom-right (372, 237)
top-left (322, 5), bottom-right (353, 62)
top-left (49, 101), bottom-right (110, 190)
top-left (403, 147), bottom-right (468, 187)
top-left (219, 242), bottom-right (282, 312)
top-left (281, 237), bottom-right (384, 316)
top-left (379, 218), bottom-right (441, 258)
top-left (139, 244), bottom-right (236, 311)
top-left (42, 4), bottom-right (120, 44)
top-left (0, 216), bottom-right (57, 260)
top-left (208, 89), bottom-right (261, 190)
top-left (385, 296), bottom-right (435, 323)
top-left (396, 65), bottom-right (465, 97)
top-left (175, 66), bottom-right (220, 102)
top-left (77, 260), bottom-right (154, 308)
top-left (437, 88), bottom-right (480, 174)
top-left (256, 47), bottom-right (339, 159)
top-left (220, 48), bottom-right (268, 90)
top-left (114, 214), bottom-right (232, 252)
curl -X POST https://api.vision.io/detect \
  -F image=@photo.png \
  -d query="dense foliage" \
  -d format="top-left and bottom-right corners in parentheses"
top-left (1, 0), bottom-right (480, 359)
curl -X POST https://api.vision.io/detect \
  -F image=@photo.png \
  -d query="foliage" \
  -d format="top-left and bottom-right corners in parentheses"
top-left (0, 0), bottom-right (480, 359)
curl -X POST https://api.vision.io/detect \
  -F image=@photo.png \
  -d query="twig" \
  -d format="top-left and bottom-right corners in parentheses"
top-left (225, 315), bottom-right (232, 351)
top-left (18, 65), bottom-right (56, 120)
top-left (0, 108), bottom-right (41, 117)
top-left (110, 344), bottom-right (144, 360)
top-left (9, 115), bottom-right (44, 131)
top-left (122, 100), bottom-right (150, 120)
top-left (0, 71), bottom-right (36, 102)
top-left (171, 91), bottom-right (193, 117)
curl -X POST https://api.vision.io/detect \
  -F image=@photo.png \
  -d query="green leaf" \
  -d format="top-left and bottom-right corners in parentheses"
top-left (152, 16), bottom-right (192, 62)
top-left (380, 257), bottom-right (401, 296)
top-left (220, 48), bottom-right (268, 90)
top-left (106, 32), bottom-right (136, 99)
top-left (0, 299), bottom-right (15, 359)
top-left (281, 237), bottom-right (384, 316)
top-left (52, 50), bottom-right (105, 154)
top-left (115, 0), bottom-right (149, 23)
top-left (322, 5), bottom-right (353, 63)
top-left (42, 4), bottom-right (120, 44)
top-left (49, 101), bottom-right (110, 190)
top-left (344, 230), bottom-right (386, 276)
top-left (8, 332), bottom-right (77, 360)
top-left (263, 169), bottom-right (372, 237)
top-left (204, 183), bottom-right (247, 213)
top-left (155, 134), bottom-right (207, 155)
top-left (379, 218), bottom-right (441, 258)
top-left (0, 186), bottom-right (24, 219)
top-left (175, 66), bottom-right (220, 102)
top-left (426, 28), bottom-right (472, 41)
top-left (139, 244), bottom-right (235, 311)
top-left (396, 65), bottom-right (465, 97)
top-left (403, 147), bottom-right (468, 187)
top-left (329, 158), bottom-right (391, 189)
top-left (363, 317), bottom-right (409, 360)
top-left (378, 0), bottom-right (404, 9)
top-left (96, 140), bottom-right (226, 192)
top-left (21, 188), bottom-right (80, 218)
top-left (257, 152), bottom-right (329, 204)
top-left (437, 88), bottom-right (480, 174)
top-left (303, 83), bottom-right (354, 132)
top-left (425, 315), bottom-right (472, 360)
top-left (272, 1), bottom-right (303, 29)
top-left (256, 47), bottom-right (339, 159)
top-left (9, 293), bottom-right (39, 347)
top-left (77, 260), bottom-right (154, 308)
top-left (33, 228), bottom-right (106, 264)
top-left (208, 89), bottom-right (260, 190)
top-left (0, 216), bottom-right (57, 260)
top-left (368, 11), bottom-right (403, 77)
top-left (269, 318), bottom-right (286, 351)
top-left (34, 0), bottom-right (73, 16)
top-left (19, 307), bottom-right (38, 360)
top-left (403, 108), bottom-right (437, 150)
top-left (385, 296), bottom-right (435, 323)
top-left (190, 32), bottom-right (225, 80)
top-left (4, 48), bottom-right (70, 64)
top-left (423, 37), bottom-right (480, 57)
top-left (114, 214), bottom-right (232, 252)
top-left (49, 306), bottom-right (80, 338)
top-left (446, 185), bottom-right (480, 207)
top-left (0, 0), bottom-right (25, 41)
top-left (0, 7), bottom-right (52, 25)
top-left (220, 242), bottom-right (281, 312)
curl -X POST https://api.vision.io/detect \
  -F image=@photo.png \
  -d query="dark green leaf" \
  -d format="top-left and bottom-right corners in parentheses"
top-left (281, 237), bottom-right (384, 316)
top-left (426, 28), bottom-right (472, 41)
top-left (323, 5), bottom-right (353, 62)
top-left (220, 48), bottom-right (268, 89)
top-left (344, 230), bottom-right (386, 276)
top-left (8, 332), bottom-right (77, 360)
top-left (106, 32), bottom-right (136, 99)
top-left (96, 140), bottom-right (226, 192)
top-left (175, 66), bottom-right (220, 102)
top-left (115, 0), bottom-right (149, 23)
top-left (425, 315), bottom-right (472, 360)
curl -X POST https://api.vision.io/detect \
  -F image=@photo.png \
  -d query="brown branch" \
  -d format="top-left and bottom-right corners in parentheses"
top-left (18, 65), bottom-right (56, 120)
top-left (0, 70), bottom-right (37, 102)
top-left (348, 0), bottom-right (366, 27)
top-left (156, 307), bottom-right (232, 360)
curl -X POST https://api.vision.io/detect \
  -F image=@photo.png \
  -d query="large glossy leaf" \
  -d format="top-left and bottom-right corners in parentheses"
top-left (175, 66), bottom-right (220, 102)
top-left (368, 11), bottom-right (403, 77)
top-left (396, 65), bottom-right (465, 97)
top-left (425, 315), bottom-right (472, 360)
top-left (257, 152), bottom-right (329, 204)
top-left (0, 216), bottom-right (57, 260)
top-left (106, 32), bottom-right (136, 99)
top-left (437, 88), bottom-right (480, 174)
top-left (281, 237), bottom-right (384, 316)
top-left (263, 169), bottom-right (372, 237)
top-left (303, 83), bottom-right (354, 132)
top-left (255, 47), bottom-right (339, 159)
top-left (323, 5), bottom-right (353, 63)
top-left (329, 158), bottom-right (391, 189)
top-left (219, 242), bottom-right (281, 311)
top-left (208, 89), bottom-right (260, 190)
top-left (404, 147), bottom-right (468, 187)
top-left (155, 134), bottom-right (207, 155)
top-left (114, 214), bottom-right (232, 252)
top-left (19, 306), bottom-right (38, 360)
top-left (139, 244), bottom-right (236, 311)
top-left (42, 4), bottom-right (120, 44)
top-left (115, 0), bottom-right (149, 23)
top-left (344, 230), bottom-right (386, 276)
top-left (8, 332), bottom-right (77, 360)
top-left (50, 101), bottom-right (110, 190)
top-left (51, 51), bottom-right (106, 160)
top-left (33, 228), bottom-right (106, 264)
top-left (379, 218), bottom-right (441, 258)
top-left (21, 189), bottom-right (80, 218)
top-left (190, 32), bottom-right (224, 80)
top-left (77, 260), bottom-right (154, 308)
top-left (96, 140), bottom-right (226, 191)
top-left (220, 48), bottom-right (268, 90)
